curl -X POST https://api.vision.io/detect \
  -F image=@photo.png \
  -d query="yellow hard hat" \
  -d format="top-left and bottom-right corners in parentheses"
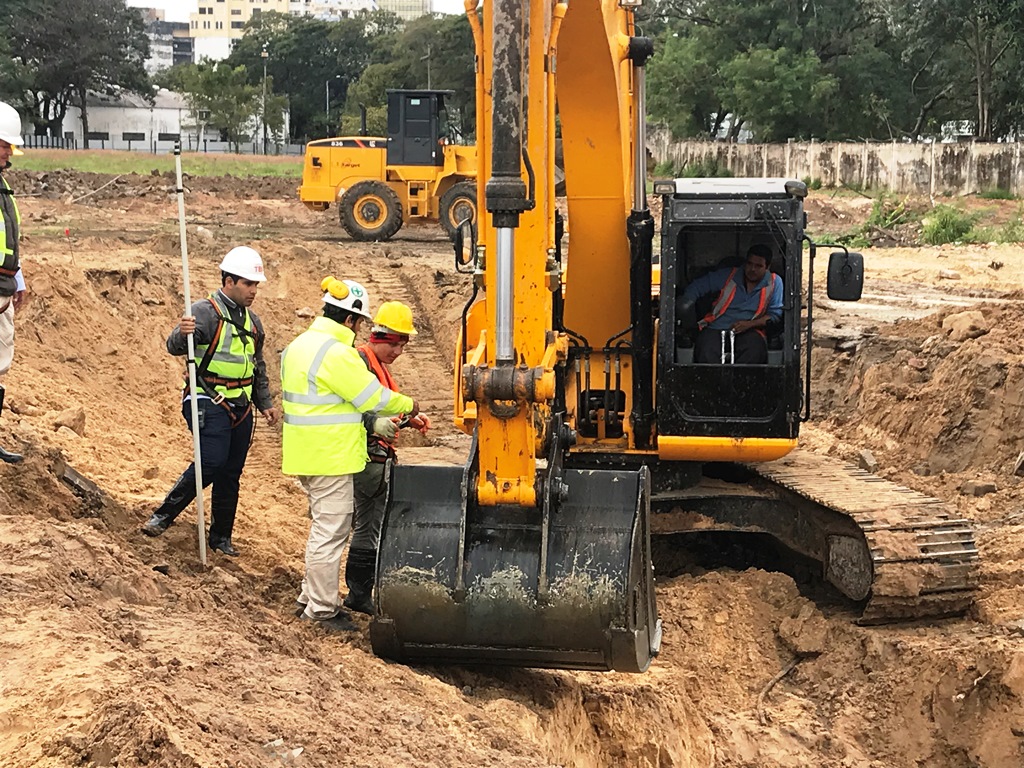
top-left (372, 301), bottom-right (417, 336)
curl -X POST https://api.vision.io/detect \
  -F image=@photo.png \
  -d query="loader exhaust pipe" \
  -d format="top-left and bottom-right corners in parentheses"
top-left (626, 37), bottom-right (656, 450)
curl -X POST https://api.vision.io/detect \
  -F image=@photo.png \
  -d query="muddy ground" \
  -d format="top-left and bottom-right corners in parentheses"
top-left (0, 170), bottom-right (1022, 767)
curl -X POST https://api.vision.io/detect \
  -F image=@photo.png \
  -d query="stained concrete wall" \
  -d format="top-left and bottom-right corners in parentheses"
top-left (648, 128), bottom-right (1024, 195)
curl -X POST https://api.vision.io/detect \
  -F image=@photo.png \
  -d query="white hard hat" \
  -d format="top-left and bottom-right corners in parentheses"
top-left (321, 276), bottom-right (372, 320)
top-left (0, 102), bottom-right (25, 155)
top-left (219, 245), bottom-right (267, 282)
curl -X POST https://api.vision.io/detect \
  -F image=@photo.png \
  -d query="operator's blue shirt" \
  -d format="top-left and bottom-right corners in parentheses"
top-left (681, 267), bottom-right (783, 331)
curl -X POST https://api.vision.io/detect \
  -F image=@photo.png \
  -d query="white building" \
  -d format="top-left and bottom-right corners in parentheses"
top-left (61, 89), bottom-right (291, 152)
top-left (63, 90), bottom-right (191, 151)
top-left (290, 0), bottom-right (377, 19)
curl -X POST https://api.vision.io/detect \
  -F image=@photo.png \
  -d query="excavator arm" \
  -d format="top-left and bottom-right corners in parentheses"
top-left (371, 0), bottom-right (662, 672)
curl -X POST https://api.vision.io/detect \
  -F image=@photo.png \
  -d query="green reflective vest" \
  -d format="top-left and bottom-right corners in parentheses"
top-left (281, 316), bottom-right (414, 476)
top-left (195, 293), bottom-right (257, 401)
top-left (0, 175), bottom-right (20, 290)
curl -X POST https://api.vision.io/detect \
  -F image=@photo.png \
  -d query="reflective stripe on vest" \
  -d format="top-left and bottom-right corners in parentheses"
top-left (0, 177), bottom-right (20, 275)
top-left (195, 293), bottom-right (256, 400)
top-left (699, 268), bottom-right (776, 330)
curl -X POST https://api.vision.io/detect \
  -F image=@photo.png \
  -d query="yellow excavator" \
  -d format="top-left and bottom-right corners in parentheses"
top-left (370, 0), bottom-right (979, 672)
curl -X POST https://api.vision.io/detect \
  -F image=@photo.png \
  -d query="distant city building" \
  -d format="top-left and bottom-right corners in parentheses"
top-left (289, 0), bottom-right (377, 19)
top-left (190, 0), bottom-right (378, 61)
top-left (138, 9), bottom-right (193, 73)
top-left (377, 0), bottom-right (431, 21)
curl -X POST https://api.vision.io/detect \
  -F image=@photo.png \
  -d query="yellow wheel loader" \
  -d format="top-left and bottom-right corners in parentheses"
top-left (299, 89), bottom-right (478, 241)
top-left (370, 0), bottom-right (979, 672)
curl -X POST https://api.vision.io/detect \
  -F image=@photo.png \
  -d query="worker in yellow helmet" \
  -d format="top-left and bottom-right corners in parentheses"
top-left (282, 277), bottom-right (419, 632)
top-left (342, 301), bottom-right (430, 615)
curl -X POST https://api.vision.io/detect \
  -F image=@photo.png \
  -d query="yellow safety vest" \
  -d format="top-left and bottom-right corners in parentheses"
top-left (194, 292), bottom-right (258, 401)
top-left (0, 175), bottom-right (20, 281)
top-left (281, 316), bottom-right (414, 476)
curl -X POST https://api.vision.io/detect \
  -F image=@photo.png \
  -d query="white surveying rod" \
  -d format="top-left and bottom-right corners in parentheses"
top-left (174, 142), bottom-right (207, 567)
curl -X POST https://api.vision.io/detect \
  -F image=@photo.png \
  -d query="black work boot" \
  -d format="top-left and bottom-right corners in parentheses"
top-left (142, 468), bottom-right (199, 537)
top-left (141, 513), bottom-right (173, 537)
top-left (0, 384), bottom-right (22, 464)
top-left (343, 547), bottom-right (377, 615)
top-left (209, 538), bottom-right (240, 557)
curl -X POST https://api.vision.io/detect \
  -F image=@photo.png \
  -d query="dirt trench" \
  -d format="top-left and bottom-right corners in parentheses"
top-left (0, 176), bottom-right (1022, 767)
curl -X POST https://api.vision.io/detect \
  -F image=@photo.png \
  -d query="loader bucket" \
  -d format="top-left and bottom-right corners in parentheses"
top-left (370, 463), bottom-right (662, 672)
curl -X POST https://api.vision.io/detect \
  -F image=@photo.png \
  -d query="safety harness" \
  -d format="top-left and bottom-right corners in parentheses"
top-left (698, 267), bottom-right (777, 336)
top-left (187, 295), bottom-right (262, 427)
top-left (358, 344), bottom-right (399, 464)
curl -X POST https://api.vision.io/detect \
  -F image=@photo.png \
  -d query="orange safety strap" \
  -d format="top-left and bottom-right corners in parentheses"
top-left (358, 343), bottom-right (400, 455)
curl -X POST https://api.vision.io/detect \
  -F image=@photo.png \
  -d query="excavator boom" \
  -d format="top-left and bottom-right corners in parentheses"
top-left (372, 0), bottom-right (663, 671)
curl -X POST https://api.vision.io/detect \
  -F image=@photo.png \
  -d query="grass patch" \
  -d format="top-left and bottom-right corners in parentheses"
top-left (681, 157), bottom-right (732, 178)
top-left (921, 204), bottom-right (978, 245)
top-left (16, 149), bottom-right (303, 178)
top-left (652, 160), bottom-right (677, 178)
top-left (865, 193), bottom-right (911, 229)
top-left (978, 187), bottom-right (1015, 200)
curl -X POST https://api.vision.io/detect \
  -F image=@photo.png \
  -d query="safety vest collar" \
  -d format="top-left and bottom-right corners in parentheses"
top-left (310, 315), bottom-right (355, 347)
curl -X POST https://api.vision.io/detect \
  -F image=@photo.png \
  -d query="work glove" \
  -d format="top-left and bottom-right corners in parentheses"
top-left (407, 413), bottom-right (431, 435)
top-left (373, 416), bottom-right (399, 440)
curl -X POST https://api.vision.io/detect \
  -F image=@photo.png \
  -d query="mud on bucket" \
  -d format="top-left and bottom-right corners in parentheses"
top-left (370, 463), bottom-right (662, 672)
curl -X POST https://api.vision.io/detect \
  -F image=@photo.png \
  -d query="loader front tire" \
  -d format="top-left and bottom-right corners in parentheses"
top-left (438, 181), bottom-right (477, 240)
top-left (340, 181), bottom-right (403, 242)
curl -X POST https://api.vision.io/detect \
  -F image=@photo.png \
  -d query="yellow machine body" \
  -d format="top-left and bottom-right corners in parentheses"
top-left (299, 138), bottom-right (476, 220)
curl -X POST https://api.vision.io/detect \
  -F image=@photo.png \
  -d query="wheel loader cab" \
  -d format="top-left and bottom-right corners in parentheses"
top-left (655, 179), bottom-right (806, 444)
top-left (385, 89), bottom-right (452, 167)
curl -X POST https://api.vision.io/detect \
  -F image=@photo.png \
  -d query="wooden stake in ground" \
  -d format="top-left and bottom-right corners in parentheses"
top-left (174, 142), bottom-right (207, 567)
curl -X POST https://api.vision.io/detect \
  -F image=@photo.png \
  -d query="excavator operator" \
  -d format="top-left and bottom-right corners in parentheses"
top-left (682, 243), bottom-right (783, 364)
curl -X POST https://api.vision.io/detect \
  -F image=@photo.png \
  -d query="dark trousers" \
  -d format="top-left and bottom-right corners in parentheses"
top-left (694, 328), bottom-right (767, 364)
top-left (154, 399), bottom-right (254, 543)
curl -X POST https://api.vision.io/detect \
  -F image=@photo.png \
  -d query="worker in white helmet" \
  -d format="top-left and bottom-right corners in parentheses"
top-left (0, 101), bottom-right (27, 464)
top-left (142, 246), bottom-right (281, 556)
top-left (281, 276), bottom-right (418, 632)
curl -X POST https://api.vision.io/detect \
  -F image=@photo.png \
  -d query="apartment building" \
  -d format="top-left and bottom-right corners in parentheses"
top-left (377, 0), bottom-right (430, 21)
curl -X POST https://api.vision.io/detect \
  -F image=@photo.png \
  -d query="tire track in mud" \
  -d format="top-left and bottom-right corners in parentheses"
top-left (359, 266), bottom-right (469, 461)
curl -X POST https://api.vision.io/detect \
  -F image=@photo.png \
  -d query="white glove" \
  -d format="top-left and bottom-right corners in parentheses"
top-left (373, 416), bottom-right (399, 440)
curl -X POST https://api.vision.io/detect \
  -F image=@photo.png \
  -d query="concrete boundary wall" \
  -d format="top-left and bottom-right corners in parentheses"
top-left (648, 128), bottom-right (1024, 195)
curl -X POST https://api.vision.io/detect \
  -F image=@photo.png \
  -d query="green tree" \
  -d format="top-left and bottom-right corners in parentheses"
top-left (723, 46), bottom-right (839, 141)
top-left (887, 0), bottom-right (1024, 139)
top-left (0, 0), bottom-right (149, 140)
top-left (225, 10), bottom-right (401, 141)
top-left (171, 63), bottom-right (262, 151)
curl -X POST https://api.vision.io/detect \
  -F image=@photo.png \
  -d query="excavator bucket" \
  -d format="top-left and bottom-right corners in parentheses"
top-left (371, 463), bottom-right (662, 672)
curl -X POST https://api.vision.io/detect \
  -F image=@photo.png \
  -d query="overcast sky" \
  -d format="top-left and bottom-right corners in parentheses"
top-left (127, 0), bottom-right (465, 22)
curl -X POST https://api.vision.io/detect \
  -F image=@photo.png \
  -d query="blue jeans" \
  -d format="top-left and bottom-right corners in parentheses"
top-left (154, 399), bottom-right (254, 544)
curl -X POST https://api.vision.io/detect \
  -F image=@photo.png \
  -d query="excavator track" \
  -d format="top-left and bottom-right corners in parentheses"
top-left (651, 449), bottom-right (979, 623)
top-left (750, 450), bottom-right (979, 623)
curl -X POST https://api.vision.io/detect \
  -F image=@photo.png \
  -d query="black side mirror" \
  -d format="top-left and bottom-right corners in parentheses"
top-left (453, 218), bottom-right (476, 274)
top-left (827, 251), bottom-right (864, 301)
top-left (311, 156), bottom-right (322, 168)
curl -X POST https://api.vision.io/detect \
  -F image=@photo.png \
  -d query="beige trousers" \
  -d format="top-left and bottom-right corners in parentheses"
top-left (0, 299), bottom-right (13, 378)
top-left (298, 474), bottom-right (355, 619)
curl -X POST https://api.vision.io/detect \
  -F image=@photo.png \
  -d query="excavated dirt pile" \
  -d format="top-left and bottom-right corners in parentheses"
top-left (0, 172), bottom-right (1022, 767)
